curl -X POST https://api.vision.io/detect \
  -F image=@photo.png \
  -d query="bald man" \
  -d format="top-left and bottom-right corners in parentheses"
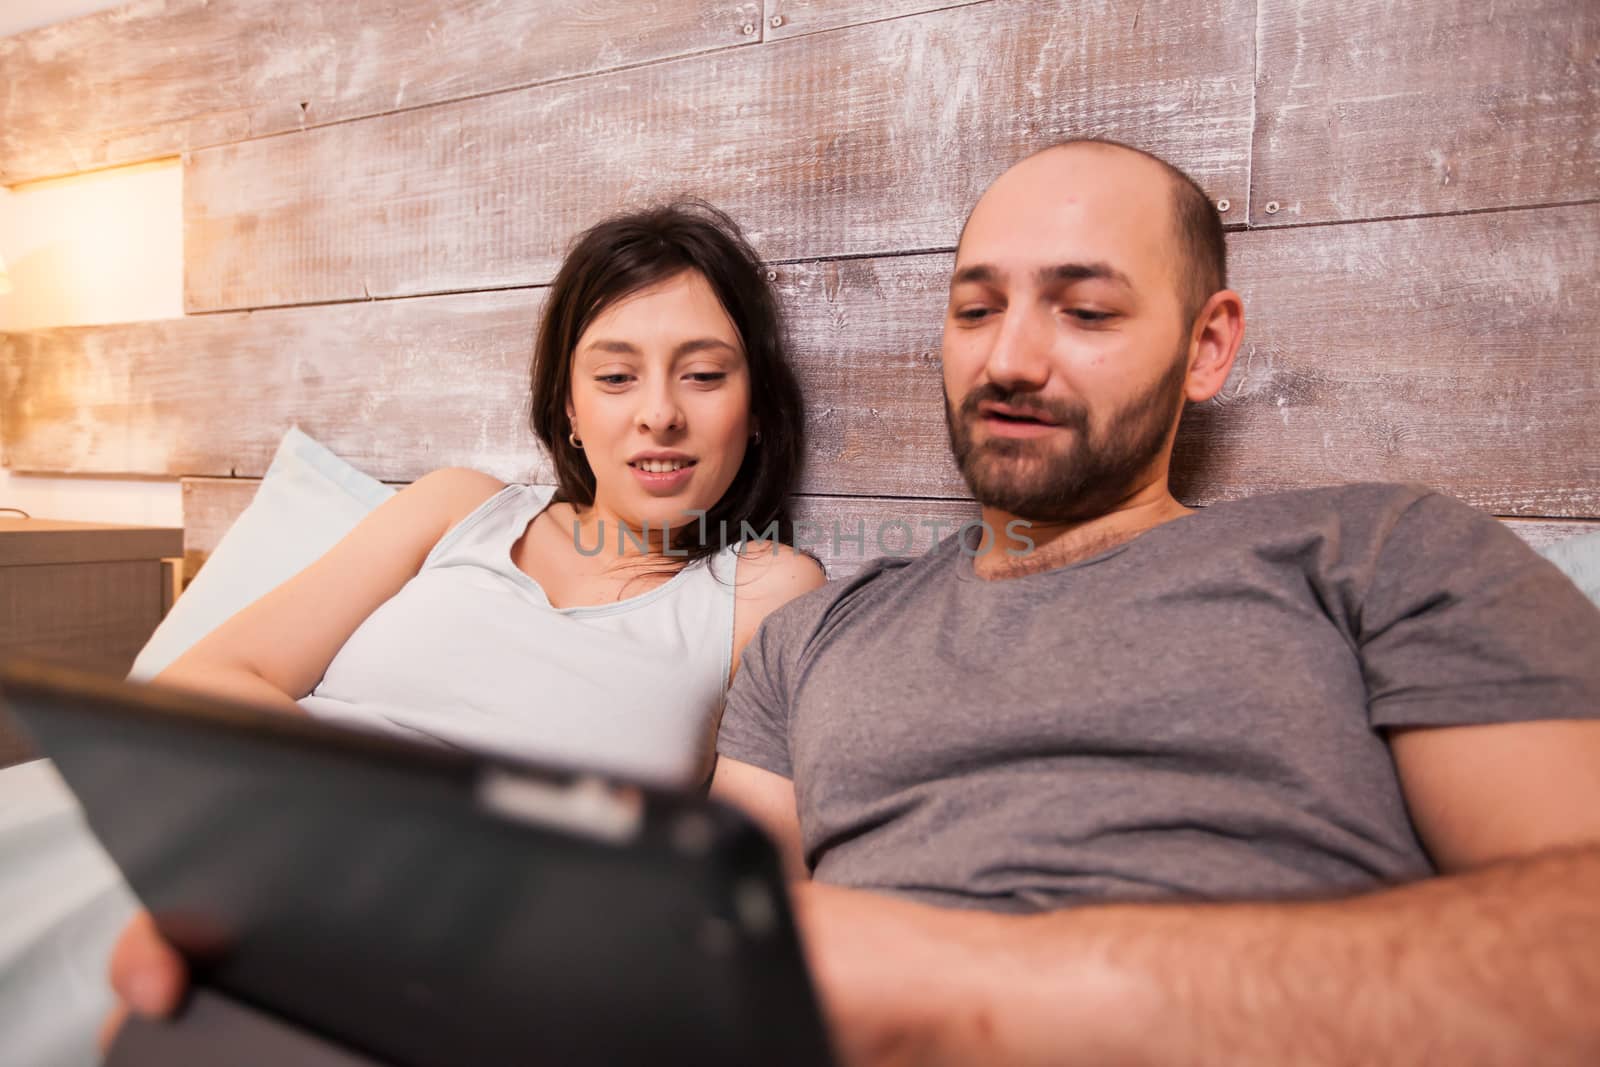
top-left (111, 142), bottom-right (1600, 1064)
top-left (709, 140), bottom-right (1600, 1063)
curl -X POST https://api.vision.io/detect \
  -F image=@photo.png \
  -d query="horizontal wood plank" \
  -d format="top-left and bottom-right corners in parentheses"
top-left (183, 0), bottom-right (1255, 311)
top-left (2, 289), bottom-right (547, 484)
top-left (763, 0), bottom-right (989, 40)
top-left (0, 0), bottom-right (760, 185)
top-left (1252, 0), bottom-right (1600, 226)
top-left (1202, 203), bottom-right (1600, 516)
top-left (9, 205), bottom-right (1598, 515)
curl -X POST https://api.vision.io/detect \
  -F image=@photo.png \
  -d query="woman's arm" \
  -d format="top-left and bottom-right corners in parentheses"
top-left (153, 467), bottom-right (506, 712)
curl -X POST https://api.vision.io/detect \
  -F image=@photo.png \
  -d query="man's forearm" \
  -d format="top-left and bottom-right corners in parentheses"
top-left (943, 846), bottom-right (1600, 1066)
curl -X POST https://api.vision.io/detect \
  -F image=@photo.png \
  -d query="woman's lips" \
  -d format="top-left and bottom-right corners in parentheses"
top-left (629, 461), bottom-right (697, 494)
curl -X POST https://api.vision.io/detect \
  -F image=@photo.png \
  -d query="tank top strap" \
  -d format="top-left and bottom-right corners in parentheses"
top-left (422, 483), bottom-right (555, 572)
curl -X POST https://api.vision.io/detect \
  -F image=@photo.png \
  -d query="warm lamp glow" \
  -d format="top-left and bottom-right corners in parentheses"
top-left (0, 159), bottom-right (181, 329)
top-left (0, 252), bottom-right (11, 296)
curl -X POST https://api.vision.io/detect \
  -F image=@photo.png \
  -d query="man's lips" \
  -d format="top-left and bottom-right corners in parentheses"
top-left (976, 402), bottom-right (1065, 438)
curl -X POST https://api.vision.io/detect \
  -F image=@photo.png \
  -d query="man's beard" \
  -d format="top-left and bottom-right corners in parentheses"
top-left (944, 350), bottom-right (1189, 523)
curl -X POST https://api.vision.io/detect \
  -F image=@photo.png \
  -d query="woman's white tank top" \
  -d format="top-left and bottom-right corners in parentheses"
top-left (301, 484), bottom-right (741, 786)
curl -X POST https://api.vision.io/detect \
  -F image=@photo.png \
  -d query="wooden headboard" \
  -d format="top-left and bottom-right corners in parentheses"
top-left (2, 0), bottom-right (1596, 580)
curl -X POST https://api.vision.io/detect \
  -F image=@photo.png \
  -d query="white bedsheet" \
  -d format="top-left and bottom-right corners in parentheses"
top-left (0, 759), bottom-right (137, 1067)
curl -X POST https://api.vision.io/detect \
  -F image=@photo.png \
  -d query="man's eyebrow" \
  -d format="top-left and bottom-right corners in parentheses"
top-left (950, 264), bottom-right (998, 287)
top-left (1038, 262), bottom-right (1134, 289)
top-left (949, 262), bottom-right (1135, 289)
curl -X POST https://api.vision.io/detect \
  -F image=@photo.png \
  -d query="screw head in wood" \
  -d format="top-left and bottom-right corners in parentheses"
top-left (742, 22), bottom-right (755, 35)
top-left (1216, 198), bottom-right (1230, 213)
top-left (770, 15), bottom-right (784, 27)
top-left (765, 270), bottom-right (778, 281)
top-left (1264, 201), bottom-right (1281, 215)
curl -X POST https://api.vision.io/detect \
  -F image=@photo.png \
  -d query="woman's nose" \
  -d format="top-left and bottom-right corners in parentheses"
top-left (637, 383), bottom-right (684, 434)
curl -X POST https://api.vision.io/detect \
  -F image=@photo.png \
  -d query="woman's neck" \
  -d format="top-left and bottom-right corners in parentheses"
top-left (568, 500), bottom-right (681, 563)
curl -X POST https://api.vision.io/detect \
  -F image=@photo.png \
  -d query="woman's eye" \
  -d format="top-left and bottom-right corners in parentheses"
top-left (685, 372), bottom-right (727, 384)
top-left (596, 374), bottom-right (633, 386)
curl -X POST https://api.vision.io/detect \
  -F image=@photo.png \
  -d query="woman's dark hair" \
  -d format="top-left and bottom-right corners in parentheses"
top-left (529, 200), bottom-right (805, 571)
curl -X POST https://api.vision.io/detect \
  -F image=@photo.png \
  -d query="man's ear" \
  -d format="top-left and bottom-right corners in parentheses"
top-left (1184, 290), bottom-right (1246, 404)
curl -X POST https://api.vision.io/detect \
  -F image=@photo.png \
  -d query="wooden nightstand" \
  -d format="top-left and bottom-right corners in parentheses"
top-left (0, 518), bottom-right (183, 766)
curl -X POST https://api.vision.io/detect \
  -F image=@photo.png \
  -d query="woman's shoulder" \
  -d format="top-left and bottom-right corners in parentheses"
top-left (731, 539), bottom-right (827, 607)
top-left (400, 467), bottom-right (513, 527)
top-left (727, 540), bottom-right (828, 680)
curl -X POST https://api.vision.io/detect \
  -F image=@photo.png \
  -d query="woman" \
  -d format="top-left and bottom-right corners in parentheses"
top-left (154, 200), bottom-right (824, 786)
top-left (101, 201), bottom-right (826, 1049)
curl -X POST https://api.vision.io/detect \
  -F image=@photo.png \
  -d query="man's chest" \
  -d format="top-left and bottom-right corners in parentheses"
top-left (784, 575), bottom-right (1372, 803)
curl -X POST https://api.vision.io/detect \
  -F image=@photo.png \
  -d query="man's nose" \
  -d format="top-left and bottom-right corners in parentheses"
top-left (984, 307), bottom-right (1051, 391)
top-left (979, 307), bottom-right (1056, 395)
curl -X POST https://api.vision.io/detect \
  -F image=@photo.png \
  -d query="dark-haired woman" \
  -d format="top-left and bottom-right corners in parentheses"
top-left (151, 201), bottom-right (823, 788)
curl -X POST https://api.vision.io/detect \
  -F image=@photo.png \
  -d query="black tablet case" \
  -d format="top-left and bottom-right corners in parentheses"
top-left (1, 661), bottom-right (834, 1067)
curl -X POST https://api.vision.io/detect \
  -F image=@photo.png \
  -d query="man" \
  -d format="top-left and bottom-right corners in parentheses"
top-left (112, 141), bottom-right (1600, 1063)
top-left (708, 140), bottom-right (1600, 1063)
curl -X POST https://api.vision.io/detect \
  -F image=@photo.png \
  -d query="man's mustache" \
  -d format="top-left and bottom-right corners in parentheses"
top-left (957, 384), bottom-right (1089, 434)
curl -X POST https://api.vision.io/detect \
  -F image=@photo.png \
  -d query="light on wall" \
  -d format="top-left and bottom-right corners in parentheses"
top-left (0, 252), bottom-right (11, 295)
top-left (0, 159), bottom-right (182, 330)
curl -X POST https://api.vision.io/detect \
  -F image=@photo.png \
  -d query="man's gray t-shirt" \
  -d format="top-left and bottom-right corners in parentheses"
top-left (716, 484), bottom-right (1600, 913)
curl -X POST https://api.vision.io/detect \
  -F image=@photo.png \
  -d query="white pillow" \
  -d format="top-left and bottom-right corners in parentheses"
top-left (1540, 530), bottom-right (1600, 607)
top-left (128, 427), bottom-right (395, 680)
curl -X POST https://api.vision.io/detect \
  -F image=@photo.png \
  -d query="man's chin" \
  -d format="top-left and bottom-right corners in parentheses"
top-left (962, 470), bottom-right (1068, 517)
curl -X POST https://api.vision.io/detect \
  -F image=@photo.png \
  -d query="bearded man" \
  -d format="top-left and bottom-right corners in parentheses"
top-left (709, 139), bottom-right (1600, 1064)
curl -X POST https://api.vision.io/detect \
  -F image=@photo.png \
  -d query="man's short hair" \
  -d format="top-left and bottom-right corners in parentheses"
top-left (1032, 138), bottom-right (1229, 325)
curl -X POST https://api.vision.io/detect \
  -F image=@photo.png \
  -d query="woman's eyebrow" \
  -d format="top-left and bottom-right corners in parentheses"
top-left (579, 337), bottom-right (739, 360)
top-left (672, 338), bottom-right (739, 358)
top-left (580, 338), bottom-right (640, 355)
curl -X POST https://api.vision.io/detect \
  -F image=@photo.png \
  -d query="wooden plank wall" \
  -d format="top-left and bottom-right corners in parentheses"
top-left (3, 0), bottom-right (1597, 580)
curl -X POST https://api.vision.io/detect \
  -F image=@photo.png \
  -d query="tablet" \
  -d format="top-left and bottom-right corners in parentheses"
top-left (0, 660), bottom-right (835, 1067)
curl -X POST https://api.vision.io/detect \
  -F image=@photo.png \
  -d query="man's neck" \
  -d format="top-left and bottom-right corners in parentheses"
top-left (973, 485), bottom-right (1192, 580)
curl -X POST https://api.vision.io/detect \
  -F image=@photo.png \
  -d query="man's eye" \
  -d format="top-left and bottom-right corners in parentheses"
top-left (1066, 309), bottom-right (1114, 323)
top-left (955, 307), bottom-right (994, 322)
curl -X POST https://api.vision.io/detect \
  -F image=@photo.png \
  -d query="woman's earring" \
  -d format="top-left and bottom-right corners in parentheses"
top-left (751, 430), bottom-right (761, 444)
top-left (568, 430), bottom-right (583, 449)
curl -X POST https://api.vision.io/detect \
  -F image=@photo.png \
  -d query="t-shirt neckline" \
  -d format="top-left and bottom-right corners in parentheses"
top-left (952, 505), bottom-right (1208, 585)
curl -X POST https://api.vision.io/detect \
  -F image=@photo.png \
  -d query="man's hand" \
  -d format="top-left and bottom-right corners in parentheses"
top-left (790, 882), bottom-right (1148, 1067)
top-left (792, 846), bottom-right (1600, 1067)
top-left (99, 910), bottom-right (189, 1054)
top-left (791, 882), bottom-right (957, 1067)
